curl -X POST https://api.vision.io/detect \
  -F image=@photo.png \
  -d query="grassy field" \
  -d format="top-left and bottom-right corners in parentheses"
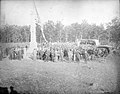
top-left (0, 53), bottom-right (119, 94)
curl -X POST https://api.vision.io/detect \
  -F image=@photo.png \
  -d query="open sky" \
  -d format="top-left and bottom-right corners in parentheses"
top-left (1, 0), bottom-right (119, 26)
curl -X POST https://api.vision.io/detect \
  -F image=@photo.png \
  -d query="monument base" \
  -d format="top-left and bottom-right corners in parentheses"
top-left (25, 42), bottom-right (38, 60)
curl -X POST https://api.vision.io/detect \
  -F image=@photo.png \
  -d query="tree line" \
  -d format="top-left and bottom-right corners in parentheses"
top-left (0, 17), bottom-right (120, 46)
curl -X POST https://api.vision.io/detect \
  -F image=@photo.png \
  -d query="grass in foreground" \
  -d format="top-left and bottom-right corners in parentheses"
top-left (0, 54), bottom-right (119, 94)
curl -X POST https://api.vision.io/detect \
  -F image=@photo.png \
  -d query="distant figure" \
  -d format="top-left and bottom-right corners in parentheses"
top-left (42, 50), bottom-right (47, 60)
top-left (63, 49), bottom-right (68, 61)
top-left (49, 51), bottom-right (53, 61)
top-left (23, 47), bottom-right (27, 59)
top-left (10, 86), bottom-right (18, 94)
top-left (72, 49), bottom-right (76, 61)
top-left (54, 49), bottom-right (58, 62)
top-left (32, 49), bottom-right (37, 60)
top-left (0, 47), bottom-right (3, 61)
top-left (68, 49), bottom-right (73, 62)
top-left (0, 87), bottom-right (9, 94)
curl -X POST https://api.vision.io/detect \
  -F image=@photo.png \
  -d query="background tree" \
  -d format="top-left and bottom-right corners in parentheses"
top-left (21, 25), bottom-right (30, 42)
top-left (55, 21), bottom-right (64, 42)
top-left (0, 17), bottom-right (119, 47)
top-left (106, 17), bottom-right (120, 46)
top-left (43, 20), bottom-right (55, 42)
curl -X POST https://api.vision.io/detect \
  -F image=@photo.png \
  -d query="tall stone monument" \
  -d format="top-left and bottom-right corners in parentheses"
top-left (29, 8), bottom-right (37, 51)
top-left (26, 2), bottom-right (38, 58)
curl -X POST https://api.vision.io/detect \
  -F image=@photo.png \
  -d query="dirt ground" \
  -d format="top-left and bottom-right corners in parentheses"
top-left (0, 53), bottom-right (120, 94)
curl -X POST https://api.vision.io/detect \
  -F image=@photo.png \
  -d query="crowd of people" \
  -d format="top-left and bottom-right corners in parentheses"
top-left (0, 44), bottom-right (110, 63)
top-left (0, 46), bottom-right (24, 61)
top-left (36, 46), bottom-right (110, 62)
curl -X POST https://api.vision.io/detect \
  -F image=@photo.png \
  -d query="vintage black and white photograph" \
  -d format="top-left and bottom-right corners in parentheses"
top-left (0, 0), bottom-right (120, 94)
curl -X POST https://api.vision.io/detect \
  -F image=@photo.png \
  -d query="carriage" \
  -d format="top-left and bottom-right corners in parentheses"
top-left (76, 39), bottom-right (112, 59)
